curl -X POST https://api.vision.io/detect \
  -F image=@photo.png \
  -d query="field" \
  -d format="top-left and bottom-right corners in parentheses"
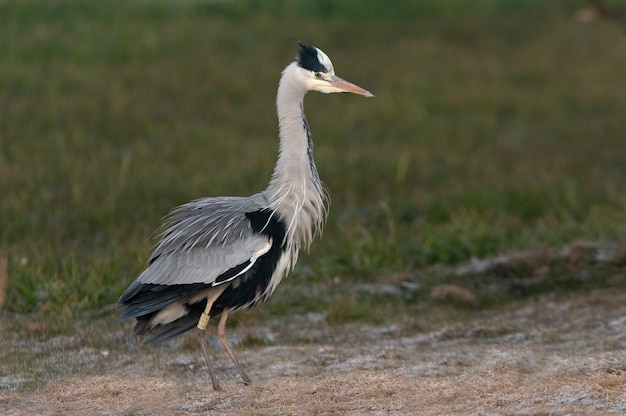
top-left (1, 0), bottom-right (626, 414)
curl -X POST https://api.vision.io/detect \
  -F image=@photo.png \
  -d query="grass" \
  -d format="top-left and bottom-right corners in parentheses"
top-left (3, 290), bottom-right (626, 414)
top-left (1, 0), bottom-right (625, 329)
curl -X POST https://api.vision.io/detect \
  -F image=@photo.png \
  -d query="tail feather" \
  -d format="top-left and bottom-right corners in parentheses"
top-left (118, 282), bottom-right (211, 321)
top-left (139, 310), bottom-right (203, 345)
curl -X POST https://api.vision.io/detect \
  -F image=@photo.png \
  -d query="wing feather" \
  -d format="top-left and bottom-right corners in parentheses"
top-left (138, 235), bottom-right (271, 286)
top-left (151, 195), bottom-right (268, 261)
top-left (118, 193), bottom-right (273, 314)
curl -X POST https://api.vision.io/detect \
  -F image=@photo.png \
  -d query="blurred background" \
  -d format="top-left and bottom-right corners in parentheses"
top-left (1, 0), bottom-right (625, 327)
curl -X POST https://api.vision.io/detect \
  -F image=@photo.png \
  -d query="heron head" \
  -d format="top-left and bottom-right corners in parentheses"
top-left (295, 42), bottom-right (374, 97)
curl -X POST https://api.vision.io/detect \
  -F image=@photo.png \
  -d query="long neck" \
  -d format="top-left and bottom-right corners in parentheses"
top-left (266, 63), bottom-right (327, 250)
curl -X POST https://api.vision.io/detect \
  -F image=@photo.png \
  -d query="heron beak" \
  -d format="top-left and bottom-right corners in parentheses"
top-left (329, 75), bottom-right (374, 97)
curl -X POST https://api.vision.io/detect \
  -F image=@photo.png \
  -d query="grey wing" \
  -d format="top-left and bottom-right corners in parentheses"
top-left (141, 194), bottom-right (271, 287)
top-left (138, 234), bottom-right (271, 286)
top-left (117, 194), bottom-right (273, 319)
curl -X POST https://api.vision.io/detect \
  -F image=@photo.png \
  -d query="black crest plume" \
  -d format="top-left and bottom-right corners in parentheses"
top-left (296, 41), bottom-right (327, 73)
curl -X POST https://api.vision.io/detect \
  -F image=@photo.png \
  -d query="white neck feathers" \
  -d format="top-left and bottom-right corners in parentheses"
top-left (266, 63), bottom-right (328, 252)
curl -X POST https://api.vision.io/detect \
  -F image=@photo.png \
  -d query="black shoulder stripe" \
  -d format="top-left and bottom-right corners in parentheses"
top-left (246, 208), bottom-right (286, 240)
top-left (214, 259), bottom-right (253, 285)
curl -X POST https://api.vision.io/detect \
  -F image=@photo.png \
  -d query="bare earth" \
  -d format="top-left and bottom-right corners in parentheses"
top-left (2, 290), bottom-right (626, 415)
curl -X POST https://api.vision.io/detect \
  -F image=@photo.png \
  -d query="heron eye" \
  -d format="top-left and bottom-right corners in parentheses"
top-left (314, 72), bottom-right (322, 79)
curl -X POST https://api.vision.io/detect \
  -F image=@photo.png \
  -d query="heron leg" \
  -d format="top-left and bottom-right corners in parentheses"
top-left (197, 322), bottom-right (221, 391)
top-left (196, 286), bottom-right (227, 391)
top-left (217, 307), bottom-right (251, 385)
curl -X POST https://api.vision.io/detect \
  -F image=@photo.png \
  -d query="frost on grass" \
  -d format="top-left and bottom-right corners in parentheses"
top-left (454, 240), bottom-right (626, 277)
top-left (2, 289), bottom-right (626, 415)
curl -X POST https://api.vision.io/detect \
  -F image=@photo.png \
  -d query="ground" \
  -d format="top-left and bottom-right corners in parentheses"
top-left (2, 290), bottom-right (625, 415)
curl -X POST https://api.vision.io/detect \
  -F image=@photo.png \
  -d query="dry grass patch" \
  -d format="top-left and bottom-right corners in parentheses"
top-left (2, 290), bottom-right (626, 415)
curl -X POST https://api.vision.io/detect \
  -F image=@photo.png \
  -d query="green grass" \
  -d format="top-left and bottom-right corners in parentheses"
top-left (1, 0), bottom-right (625, 327)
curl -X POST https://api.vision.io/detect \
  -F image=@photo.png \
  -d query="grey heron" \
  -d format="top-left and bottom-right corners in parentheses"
top-left (117, 42), bottom-right (373, 391)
